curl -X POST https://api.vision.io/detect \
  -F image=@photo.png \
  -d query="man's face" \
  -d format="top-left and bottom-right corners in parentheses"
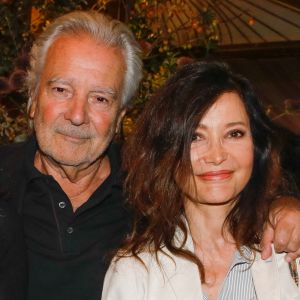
top-left (30, 35), bottom-right (126, 168)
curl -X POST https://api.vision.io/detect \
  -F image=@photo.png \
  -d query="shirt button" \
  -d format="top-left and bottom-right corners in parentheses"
top-left (58, 201), bottom-right (66, 208)
top-left (66, 227), bottom-right (74, 234)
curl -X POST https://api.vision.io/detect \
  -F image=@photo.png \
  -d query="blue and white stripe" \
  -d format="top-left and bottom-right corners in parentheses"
top-left (203, 247), bottom-right (257, 300)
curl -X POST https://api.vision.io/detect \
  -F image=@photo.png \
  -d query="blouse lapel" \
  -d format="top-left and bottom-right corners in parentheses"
top-left (160, 253), bottom-right (205, 300)
top-left (158, 228), bottom-right (205, 300)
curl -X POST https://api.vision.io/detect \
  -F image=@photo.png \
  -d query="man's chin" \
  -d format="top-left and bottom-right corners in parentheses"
top-left (42, 150), bottom-right (93, 168)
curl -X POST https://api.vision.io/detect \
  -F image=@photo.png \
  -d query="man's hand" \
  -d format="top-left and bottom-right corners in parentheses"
top-left (261, 196), bottom-right (300, 262)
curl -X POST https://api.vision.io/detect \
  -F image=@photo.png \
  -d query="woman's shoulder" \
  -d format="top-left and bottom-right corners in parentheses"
top-left (102, 247), bottom-right (202, 300)
top-left (106, 248), bottom-right (179, 283)
top-left (109, 251), bottom-right (156, 274)
top-left (103, 252), bottom-right (155, 300)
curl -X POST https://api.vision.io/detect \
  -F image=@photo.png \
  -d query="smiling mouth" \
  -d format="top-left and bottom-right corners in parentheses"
top-left (198, 170), bottom-right (233, 181)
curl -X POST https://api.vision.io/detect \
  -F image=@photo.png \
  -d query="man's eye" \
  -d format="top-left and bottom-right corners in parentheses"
top-left (89, 95), bottom-right (111, 107)
top-left (96, 96), bottom-right (108, 103)
top-left (51, 87), bottom-right (70, 97)
top-left (228, 129), bottom-right (245, 138)
top-left (54, 87), bottom-right (65, 93)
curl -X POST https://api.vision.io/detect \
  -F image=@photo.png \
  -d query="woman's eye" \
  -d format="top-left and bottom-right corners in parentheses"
top-left (228, 129), bottom-right (245, 138)
top-left (192, 133), bottom-right (205, 142)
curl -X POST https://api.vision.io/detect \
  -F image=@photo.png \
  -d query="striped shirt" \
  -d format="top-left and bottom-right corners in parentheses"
top-left (203, 247), bottom-right (257, 300)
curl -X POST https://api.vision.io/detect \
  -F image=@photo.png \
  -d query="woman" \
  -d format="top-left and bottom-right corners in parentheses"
top-left (102, 61), bottom-right (300, 300)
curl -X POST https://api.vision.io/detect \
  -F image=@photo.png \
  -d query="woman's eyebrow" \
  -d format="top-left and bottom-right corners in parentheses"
top-left (225, 121), bottom-right (248, 127)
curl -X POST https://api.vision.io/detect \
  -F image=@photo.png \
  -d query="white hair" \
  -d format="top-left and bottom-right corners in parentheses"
top-left (26, 10), bottom-right (143, 110)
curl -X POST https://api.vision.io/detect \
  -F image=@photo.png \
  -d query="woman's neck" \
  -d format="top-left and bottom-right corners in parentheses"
top-left (184, 200), bottom-right (237, 300)
top-left (184, 200), bottom-right (235, 250)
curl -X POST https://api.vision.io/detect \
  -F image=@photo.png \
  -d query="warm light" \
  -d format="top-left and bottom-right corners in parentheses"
top-left (248, 17), bottom-right (255, 26)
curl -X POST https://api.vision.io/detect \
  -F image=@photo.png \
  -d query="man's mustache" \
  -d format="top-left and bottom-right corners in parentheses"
top-left (55, 125), bottom-right (95, 139)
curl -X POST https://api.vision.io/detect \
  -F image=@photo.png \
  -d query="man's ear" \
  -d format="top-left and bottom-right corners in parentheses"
top-left (29, 97), bottom-right (37, 119)
top-left (116, 109), bottom-right (126, 134)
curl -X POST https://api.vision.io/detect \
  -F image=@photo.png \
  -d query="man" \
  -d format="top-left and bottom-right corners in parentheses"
top-left (0, 10), bottom-right (299, 300)
top-left (1, 11), bottom-right (142, 300)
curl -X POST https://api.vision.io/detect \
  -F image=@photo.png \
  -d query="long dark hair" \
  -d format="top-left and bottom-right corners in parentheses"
top-left (121, 61), bottom-right (290, 278)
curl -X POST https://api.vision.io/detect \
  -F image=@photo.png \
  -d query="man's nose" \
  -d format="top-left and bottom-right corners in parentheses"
top-left (64, 97), bottom-right (89, 126)
top-left (203, 140), bottom-right (228, 165)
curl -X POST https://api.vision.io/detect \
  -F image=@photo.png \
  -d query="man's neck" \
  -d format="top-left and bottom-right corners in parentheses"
top-left (34, 150), bottom-right (110, 211)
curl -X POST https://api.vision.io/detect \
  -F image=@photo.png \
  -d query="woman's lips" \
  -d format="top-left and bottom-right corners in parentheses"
top-left (198, 170), bottom-right (233, 181)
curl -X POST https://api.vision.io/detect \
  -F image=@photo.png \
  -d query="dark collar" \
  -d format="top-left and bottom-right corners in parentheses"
top-left (23, 136), bottom-right (44, 184)
top-left (21, 136), bottom-right (123, 212)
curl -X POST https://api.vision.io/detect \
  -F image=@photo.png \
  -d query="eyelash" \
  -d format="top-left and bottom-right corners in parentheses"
top-left (227, 129), bottom-right (245, 138)
top-left (50, 87), bottom-right (111, 106)
top-left (52, 87), bottom-right (66, 93)
top-left (191, 133), bottom-right (204, 142)
top-left (52, 86), bottom-right (71, 97)
top-left (95, 96), bottom-right (108, 103)
top-left (54, 87), bottom-right (64, 92)
top-left (191, 129), bottom-right (246, 142)
top-left (89, 95), bottom-right (111, 107)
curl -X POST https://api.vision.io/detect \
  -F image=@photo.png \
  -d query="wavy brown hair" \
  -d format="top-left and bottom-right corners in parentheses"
top-left (120, 61), bottom-right (291, 279)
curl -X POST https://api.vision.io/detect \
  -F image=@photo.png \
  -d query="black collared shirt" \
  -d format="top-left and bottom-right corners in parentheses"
top-left (0, 200), bottom-right (27, 300)
top-left (20, 138), bottom-right (131, 300)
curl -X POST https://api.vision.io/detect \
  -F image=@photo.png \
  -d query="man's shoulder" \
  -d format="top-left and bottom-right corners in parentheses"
top-left (0, 139), bottom-right (30, 186)
top-left (0, 141), bottom-right (27, 168)
top-left (0, 142), bottom-right (28, 207)
top-left (0, 140), bottom-right (27, 154)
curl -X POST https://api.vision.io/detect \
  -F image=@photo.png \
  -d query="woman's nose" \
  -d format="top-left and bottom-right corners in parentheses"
top-left (203, 140), bottom-right (228, 165)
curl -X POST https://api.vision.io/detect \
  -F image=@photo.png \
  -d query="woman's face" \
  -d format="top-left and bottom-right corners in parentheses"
top-left (187, 91), bottom-right (254, 206)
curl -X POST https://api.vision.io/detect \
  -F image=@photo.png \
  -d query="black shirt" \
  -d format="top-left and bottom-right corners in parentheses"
top-left (0, 200), bottom-right (27, 300)
top-left (16, 138), bottom-right (130, 300)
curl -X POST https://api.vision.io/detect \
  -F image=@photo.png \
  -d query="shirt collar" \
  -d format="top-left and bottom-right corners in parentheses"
top-left (23, 135), bottom-right (44, 184)
top-left (230, 246), bottom-right (253, 269)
